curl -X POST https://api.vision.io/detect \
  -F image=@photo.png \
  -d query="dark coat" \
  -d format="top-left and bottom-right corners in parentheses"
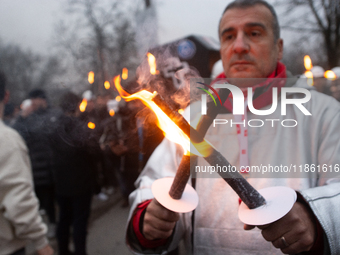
top-left (49, 114), bottom-right (100, 197)
top-left (13, 107), bottom-right (60, 186)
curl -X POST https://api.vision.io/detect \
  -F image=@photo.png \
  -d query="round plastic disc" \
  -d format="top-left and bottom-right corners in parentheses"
top-left (238, 186), bottom-right (297, 225)
top-left (152, 177), bottom-right (199, 213)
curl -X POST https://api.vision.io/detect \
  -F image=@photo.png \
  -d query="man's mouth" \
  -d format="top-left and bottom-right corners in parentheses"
top-left (232, 61), bottom-right (252, 66)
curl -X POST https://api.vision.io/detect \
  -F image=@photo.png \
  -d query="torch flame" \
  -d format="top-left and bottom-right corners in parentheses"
top-left (304, 71), bottom-right (314, 86)
top-left (88, 71), bottom-right (95, 84)
top-left (79, 98), bottom-right (88, 112)
top-left (324, 70), bottom-right (336, 81)
top-left (122, 68), bottom-right (128, 80)
top-left (104, 81), bottom-right (110, 89)
top-left (304, 55), bottom-right (313, 71)
top-left (113, 75), bottom-right (213, 157)
top-left (147, 53), bottom-right (159, 75)
top-left (109, 109), bottom-right (115, 116)
top-left (88, 122), bottom-right (95, 129)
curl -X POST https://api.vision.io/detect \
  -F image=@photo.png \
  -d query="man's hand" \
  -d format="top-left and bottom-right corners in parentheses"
top-left (143, 199), bottom-right (180, 240)
top-left (244, 202), bottom-right (317, 254)
top-left (37, 244), bottom-right (54, 255)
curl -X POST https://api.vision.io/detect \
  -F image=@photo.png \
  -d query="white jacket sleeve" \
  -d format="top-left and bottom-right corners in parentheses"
top-left (126, 138), bottom-right (193, 254)
top-left (0, 130), bottom-right (48, 251)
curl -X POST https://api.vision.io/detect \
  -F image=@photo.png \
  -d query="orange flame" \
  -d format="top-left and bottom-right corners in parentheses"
top-left (109, 109), bottom-right (115, 116)
top-left (122, 68), bottom-right (128, 80)
top-left (79, 98), bottom-right (87, 112)
top-left (104, 81), bottom-right (110, 89)
top-left (88, 71), bottom-right (95, 84)
top-left (113, 75), bottom-right (212, 157)
top-left (88, 122), bottom-right (95, 129)
top-left (115, 95), bottom-right (121, 102)
top-left (147, 53), bottom-right (159, 75)
top-left (114, 75), bottom-right (189, 153)
top-left (324, 70), bottom-right (336, 81)
top-left (304, 55), bottom-right (312, 71)
top-left (304, 71), bottom-right (314, 86)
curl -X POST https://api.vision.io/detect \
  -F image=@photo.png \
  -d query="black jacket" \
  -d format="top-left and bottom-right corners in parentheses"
top-left (13, 107), bottom-right (60, 186)
top-left (49, 113), bottom-right (100, 196)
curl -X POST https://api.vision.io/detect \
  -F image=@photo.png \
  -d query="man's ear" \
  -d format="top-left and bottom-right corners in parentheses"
top-left (4, 91), bottom-right (10, 104)
top-left (277, 38), bottom-right (283, 61)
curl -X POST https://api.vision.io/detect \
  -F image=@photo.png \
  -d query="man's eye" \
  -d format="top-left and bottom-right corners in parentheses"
top-left (223, 34), bottom-right (234, 41)
top-left (250, 31), bottom-right (261, 37)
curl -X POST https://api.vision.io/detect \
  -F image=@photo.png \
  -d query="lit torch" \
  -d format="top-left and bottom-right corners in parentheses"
top-left (304, 55), bottom-right (314, 86)
top-left (88, 71), bottom-right (95, 84)
top-left (113, 75), bottom-right (272, 215)
top-left (147, 53), bottom-right (159, 75)
top-left (79, 98), bottom-right (87, 112)
top-left (114, 62), bottom-right (296, 225)
top-left (122, 68), bottom-right (128, 80)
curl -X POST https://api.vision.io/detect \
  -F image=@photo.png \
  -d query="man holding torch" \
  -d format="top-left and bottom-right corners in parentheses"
top-left (126, 0), bottom-right (340, 254)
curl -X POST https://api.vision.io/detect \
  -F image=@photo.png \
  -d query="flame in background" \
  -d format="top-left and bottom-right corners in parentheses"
top-left (109, 109), bottom-right (115, 116)
top-left (115, 96), bottom-right (121, 102)
top-left (304, 55), bottom-right (312, 71)
top-left (88, 71), bottom-right (95, 84)
top-left (122, 68), bottom-right (128, 80)
top-left (79, 98), bottom-right (87, 112)
top-left (113, 75), bottom-right (213, 157)
top-left (147, 53), bottom-right (159, 75)
top-left (104, 81), bottom-right (110, 89)
top-left (304, 56), bottom-right (314, 86)
top-left (88, 122), bottom-right (95, 129)
top-left (324, 70), bottom-right (336, 81)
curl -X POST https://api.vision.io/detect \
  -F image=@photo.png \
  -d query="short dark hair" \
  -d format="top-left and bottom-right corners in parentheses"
top-left (219, 0), bottom-right (280, 41)
top-left (0, 71), bottom-right (6, 102)
top-left (28, 88), bottom-right (47, 100)
top-left (59, 92), bottom-right (81, 114)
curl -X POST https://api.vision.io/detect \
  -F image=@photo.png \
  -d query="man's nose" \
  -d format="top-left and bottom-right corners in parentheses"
top-left (233, 33), bottom-right (249, 54)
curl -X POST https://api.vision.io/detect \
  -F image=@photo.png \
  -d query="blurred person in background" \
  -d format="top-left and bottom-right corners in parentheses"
top-left (0, 71), bottom-right (53, 255)
top-left (310, 66), bottom-right (328, 94)
top-left (12, 89), bottom-right (60, 238)
top-left (330, 67), bottom-right (340, 101)
top-left (3, 102), bottom-right (19, 127)
top-left (100, 100), bottom-right (142, 207)
top-left (49, 91), bottom-right (100, 255)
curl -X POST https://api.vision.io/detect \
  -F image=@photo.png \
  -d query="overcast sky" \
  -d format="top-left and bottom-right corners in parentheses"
top-left (0, 0), bottom-right (290, 56)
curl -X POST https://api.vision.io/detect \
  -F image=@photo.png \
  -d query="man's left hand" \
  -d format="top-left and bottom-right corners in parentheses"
top-left (244, 201), bottom-right (317, 254)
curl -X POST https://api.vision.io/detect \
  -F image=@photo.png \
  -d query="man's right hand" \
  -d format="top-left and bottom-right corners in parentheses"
top-left (143, 199), bottom-right (180, 240)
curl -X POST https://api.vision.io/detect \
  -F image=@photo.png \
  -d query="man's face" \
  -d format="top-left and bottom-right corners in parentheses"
top-left (219, 4), bottom-right (283, 87)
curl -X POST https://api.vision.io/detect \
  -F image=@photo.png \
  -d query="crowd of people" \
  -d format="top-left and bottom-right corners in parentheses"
top-left (1, 76), bottom-right (163, 254)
